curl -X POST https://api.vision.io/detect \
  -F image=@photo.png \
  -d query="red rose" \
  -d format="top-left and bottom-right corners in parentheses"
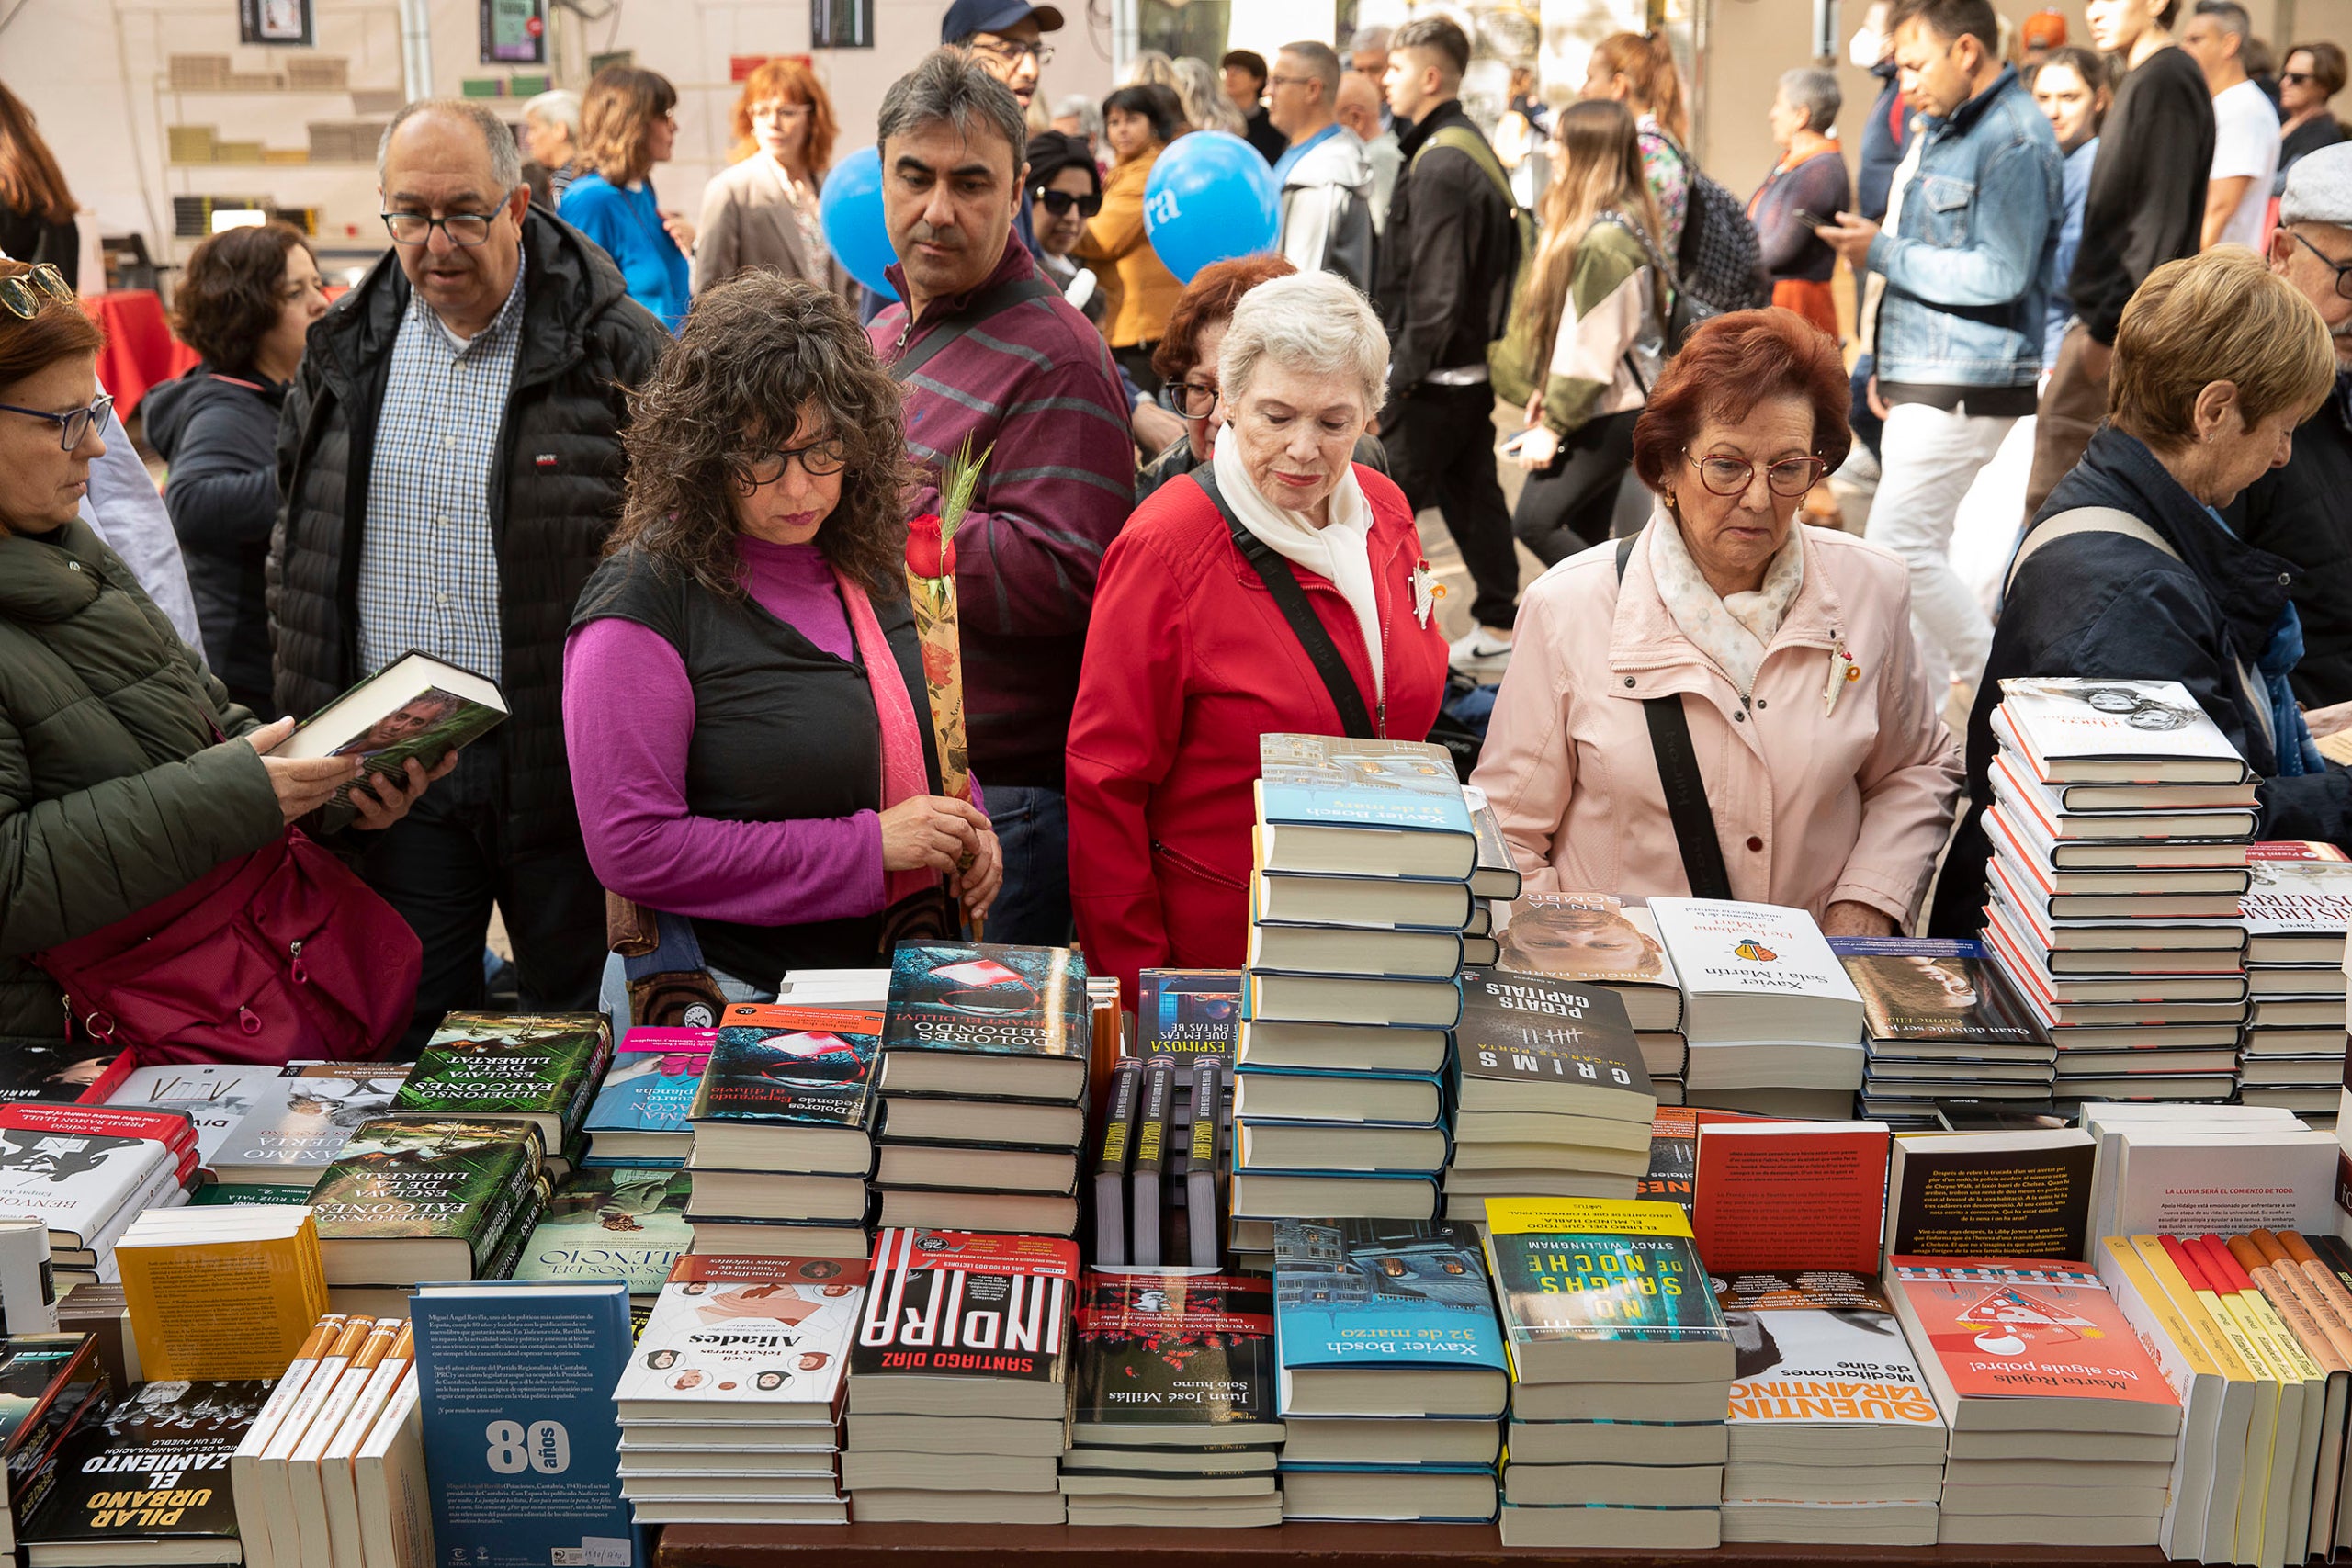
top-left (905, 513), bottom-right (956, 579)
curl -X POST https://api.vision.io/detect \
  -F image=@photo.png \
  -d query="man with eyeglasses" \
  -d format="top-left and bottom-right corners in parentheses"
top-left (1268, 41), bottom-right (1374, 293)
top-left (273, 96), bottom-right (670, 1052)
top-left (942, 0), bottom-right (1059, 115)
top-left (2226, 144), bottom-right (2352, 707)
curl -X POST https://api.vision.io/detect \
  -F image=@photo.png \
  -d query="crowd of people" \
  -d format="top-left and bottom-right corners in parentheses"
top-left (6, 0), bottom-right (2352, 1065)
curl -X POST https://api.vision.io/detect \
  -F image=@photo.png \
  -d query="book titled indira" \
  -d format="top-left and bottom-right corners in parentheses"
top-left (880, 944), bottom-right (1091, 1100)
top-left (850, 1228), bottom-right (1079, 1422)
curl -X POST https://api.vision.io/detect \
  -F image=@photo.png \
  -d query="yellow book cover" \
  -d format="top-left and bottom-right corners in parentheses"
top-left (117, 1215), bottom-right (330, 1380)
top-left (1484, 1197), bottom-right (1693, 1237)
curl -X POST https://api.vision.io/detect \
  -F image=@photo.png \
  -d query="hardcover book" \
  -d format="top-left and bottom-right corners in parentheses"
top-left (1254, 735), bottom-right (1477, 879)
top-left (1454, 969), bottom-right (1653, 1122)
top-left (1494, 893), bottom-right (1684, 1032)
top-left (1993, 677), bottom-right (2251, 784)
top-left (1270, 1219), bottom-right (1508, 1419)
top-left (1647, 898), bottom-right (1863, 1045)
top-left (1832, 938), bottom-right (2052, 1046)
top-left (0, 1127), bottom-right (169, 1250)
top-left (20, 1378), bottom-right (268, 1563)
top-left (2241, 842), bottom-right (2352, 965)
top-left (582, 1037), bottom-right (713, 1159)
top-left (689, 1004), bottom-right (882, 1138)
top-left (309, 1118), bottom-right (542, 1286)
top-left (614, 1253), bottom-right (867, 1420)
top-left (1464, 785), bottom-right (1523, 900)
top-left (213, 1064), bottom-right (413, 1183)
top-left (107, 1063), bottom-right (284, 1168)
top-left (1480, 1199), bottom-right (1733, 1383)
top-left (1071, 1270), bottom-right (1280, 1444)
top-left (849, 1228), bottom-right (1079, 1422)
top-left (508, 1168), bottom-right (693, 1298)
top-left (880, 944), bottom-right (1091, 1100)
top-left (390, 1012), bottom-right (613, 1151)
top-left (276, 649), bottom-right (508, 811)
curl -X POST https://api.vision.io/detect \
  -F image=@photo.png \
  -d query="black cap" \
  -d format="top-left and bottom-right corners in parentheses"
top-left (940, 0), bottom-right (1064, 44)
top-left (1024, 131), bottom-right (1099, 192)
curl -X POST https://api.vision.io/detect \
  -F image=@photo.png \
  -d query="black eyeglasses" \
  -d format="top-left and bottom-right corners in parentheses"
top-left (0, 263), bottom-right (74, 321)
top-left (1033, 187), bottom-right (1102, 219)
top-left (1171, 377), bottom-right (1218, 418)
top-left (2290, 229), bottom-right (2352, 300)
top-left (381, 209), bottom-right (501, 247)
top-left (1686, 449), bottom-right (1827, 498)
top-left (970, 35), bottom-right (1053, 64)
top-left (736, 435), bottom-right (849, 489)
top-left (0, 391), bottom-right (114, 452)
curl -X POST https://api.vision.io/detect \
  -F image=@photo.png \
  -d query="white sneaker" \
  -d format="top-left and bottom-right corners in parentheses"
top-left (1450, 626), bottom-right (1513, 675)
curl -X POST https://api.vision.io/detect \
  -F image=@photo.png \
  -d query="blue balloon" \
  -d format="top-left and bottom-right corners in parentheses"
top-left (1143, 130), bottom-right (1280, 284)
top-left (820, 146), bottom-right (899, 302)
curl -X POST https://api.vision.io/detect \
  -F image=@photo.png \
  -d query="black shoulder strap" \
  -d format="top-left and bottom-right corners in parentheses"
top-left (1614, 535), bottom-right (1735, 901)
top-left (1194, 467), bottom-right (1375, 740)
top-left (886, 276), bottom-right (1058, 384)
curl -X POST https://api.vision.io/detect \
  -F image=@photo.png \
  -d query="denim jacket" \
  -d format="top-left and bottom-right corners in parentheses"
top-left (1867, 65), bottom-right (2062, 389)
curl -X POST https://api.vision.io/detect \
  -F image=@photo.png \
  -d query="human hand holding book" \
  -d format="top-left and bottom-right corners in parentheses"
top-left (243, 715), bottom-right (454, 829)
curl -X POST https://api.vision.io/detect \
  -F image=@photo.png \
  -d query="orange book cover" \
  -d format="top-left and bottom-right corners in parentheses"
top-left (1888, 1256), bottom-right (2182, 1410)
top-left (1693, 1121), bottom-right (1889, 1272)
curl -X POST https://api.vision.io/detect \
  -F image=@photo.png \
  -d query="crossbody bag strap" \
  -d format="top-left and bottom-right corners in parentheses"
top-left (886, 275), bottom-right (1058, 384)
top-left (2003, 506), bottom-right (2181, 593)
top-left (1193, 467), bottom-right (1375, 740)
top-left (1615, 534), bottom-right (1736, 901)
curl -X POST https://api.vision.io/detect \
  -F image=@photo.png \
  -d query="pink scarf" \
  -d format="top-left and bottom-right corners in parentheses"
top-left (832, 564), bottom-right (935, 907)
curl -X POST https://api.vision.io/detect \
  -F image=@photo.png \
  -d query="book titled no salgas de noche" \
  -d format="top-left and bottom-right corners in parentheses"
top-left (390, 1012), bottom-right (613, 1154)
top-left (880, 944), bottom-right (1091, 1102)
top-left (309, 1118), bottom-right (543, 1287)
top-left (1479, 1198), bottom-right (1733, 1385)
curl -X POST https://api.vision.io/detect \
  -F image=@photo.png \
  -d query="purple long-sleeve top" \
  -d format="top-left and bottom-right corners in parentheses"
top-left (563, 536), bottom-right (889, 926)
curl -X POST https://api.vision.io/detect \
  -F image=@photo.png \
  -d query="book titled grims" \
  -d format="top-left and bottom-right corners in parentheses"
top-left (880, 944), bottom-right (1091, 1101)
top-left (850, 1228), bottom-right (1079, 1421)
top-left (275, 649), bottom-right (507, 811)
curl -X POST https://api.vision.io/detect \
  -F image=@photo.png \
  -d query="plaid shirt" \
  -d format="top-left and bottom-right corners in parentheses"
top-left (356, 249), bottom-right (528, 683)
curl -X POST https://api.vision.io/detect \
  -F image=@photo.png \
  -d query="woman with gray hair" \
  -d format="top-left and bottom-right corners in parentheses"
top-left (521, 89), bottom-right (582, 206)
top-left (1171, 56), bottom-right (1246, 138)
top-left (1748, 66), bottom-right (1849, 338)
top-left (1066, 271), bottom-right (1451, 1001)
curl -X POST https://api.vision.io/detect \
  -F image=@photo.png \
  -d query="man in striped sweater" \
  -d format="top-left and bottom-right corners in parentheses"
top-left (868, 50), bottom-right (1136, 944)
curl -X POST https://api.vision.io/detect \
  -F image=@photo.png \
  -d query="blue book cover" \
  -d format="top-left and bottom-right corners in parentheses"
top-left (1256, 735), bottom-right (1473, 835)
top-left (582, 1043), bottom-right (711, 1135)
top-left (411, 1280), bottom-right (642, 1568)
top-left (1269, 1218), bottom-right (1508, 1417)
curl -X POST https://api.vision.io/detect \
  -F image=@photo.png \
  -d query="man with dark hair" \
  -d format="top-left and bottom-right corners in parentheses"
top-left (2181, 0), bottom-right (2279, 248)
top-left (868, 50), bottom-right (1133, 944)
top-left (939, 0), bottom-right (1061, 114)
top-left (1816, 0), bottom-right (2060, 705)
top-left (1221, 50), bottom-right (1289, 164)
top-left (2023, 0), bottom-right (2213, 519)
top-left (1375, 14), bottom-right (1522, 675)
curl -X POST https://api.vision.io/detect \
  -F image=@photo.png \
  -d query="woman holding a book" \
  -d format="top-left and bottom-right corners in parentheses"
top-left (1928, 248), bottom-right (2349, 936)
top-left (564, 274), bottom-right (1001, 998)
top-left (1066, 271), bottom-right (1452, 1002)
top-left (1473, 308), bottom-right (1963, 936)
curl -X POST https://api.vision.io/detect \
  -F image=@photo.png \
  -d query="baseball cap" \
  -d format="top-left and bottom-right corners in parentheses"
top-left (2021, 9), bottom-right (2066, 48)
top-left (942, 0), bottom-right (1065, 44)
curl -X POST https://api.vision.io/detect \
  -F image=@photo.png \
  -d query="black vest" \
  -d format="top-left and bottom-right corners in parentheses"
top-left (571, 547), bottom-right (944, 985)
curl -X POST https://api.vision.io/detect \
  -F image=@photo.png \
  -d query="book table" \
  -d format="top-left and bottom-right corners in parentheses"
top-left (658, 1525), bottom-right (2173, 1567)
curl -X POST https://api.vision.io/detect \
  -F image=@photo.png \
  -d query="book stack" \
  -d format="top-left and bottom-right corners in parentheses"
top-left (582, 1026), bottom-right (715, 1167)
top-left (308, 1117), bottom-right (548, 1306)
top-left (1649, 897), bottom-right (1866, 1118)
top-left (1492, 893), bottom-right (1688, 1106)
top-left (231, 1312), bottom-right (422, 1568)
top-left (1836, 938), bottom-right (2058, 1124)
top-left (20, 1378), bottom-right (274, 1568)
top-left (611, 1253), bottom-right (866, 1527)
top-left (1270, 1218), bottom-right (1506, 1523)
top-left (2236, 842), bottom-right (2352, 1119)
top-left (1062, 1269), bottom-right (1283, 1526)
top-left (873, 943), bottom-right (1091, 1236)
top-left (390, 1010), bottom-right (613, 1181)
top-left (1886, 1256), bottom-right (2183, 1545)
top-left (509, 1167), bottom-right (695, 1317)
top-left (1442, 970), bottom-right (1655, 1222)
top-left (1236, 737), bottom-right (1476, 1227)
top-left (685, 1003), bottom-right (882, 1260)
top-left (1134, 968), bottom-right (1239, 1268)
top-left (114, 1203), bottom-right (329, 1380)
top-left (842, 1228), bottom-right (1077, 1524)
top-left (1461, 786), bottom-right (1521, 968)
top-left (208, 1062), bottom-right (413, 1197)
top-left (1980, 678), bottom-right (2256, 1103)
top-left (0, 1104), bottom-right (197, 1292)
top-left (1716, 1270), bottom-right (1946, 1544)
top-left (1480, 1198), bottom-right (1733, 1548)
top-left (107, 1063), bottom-right (286, 1177)
top-left (2084, 1103), bottom-right (2335, 1246)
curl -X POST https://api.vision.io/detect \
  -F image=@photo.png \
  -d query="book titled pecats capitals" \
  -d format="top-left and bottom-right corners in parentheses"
top-left (410, 1280), bottom-right (640, 1568)
top-left (880, 944), bottom-right (1091, 1101)
top-left (1454, 969), bottom-right (1653, 1122)
top-left (850, 1228), bottom-right (1080, 1422)
top-left (1270, 1218), bottom-right (1509, 1419)
top-left (391, 1012), bottom-right (614, 1154)
top-left (19, 1377), bottom-right (269, 1567)
top-left (1072, 1269), bottom-right (1280, 1445)
top-left (276, 650), bottom-right (507, 812)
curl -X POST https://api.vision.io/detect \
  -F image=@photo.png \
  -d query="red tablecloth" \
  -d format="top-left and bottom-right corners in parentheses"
top-left (85, 289), bottom-right (200, 415)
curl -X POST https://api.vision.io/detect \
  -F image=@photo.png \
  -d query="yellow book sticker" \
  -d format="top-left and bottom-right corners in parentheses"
top-left (1483, 1197), bottom-right (1694, 1237)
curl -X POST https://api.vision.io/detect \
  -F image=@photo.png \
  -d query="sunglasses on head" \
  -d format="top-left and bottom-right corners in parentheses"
top-left (0, 263), bottom-right (74, 321)
top-left (1033, 187), bottom-right (1102, 219)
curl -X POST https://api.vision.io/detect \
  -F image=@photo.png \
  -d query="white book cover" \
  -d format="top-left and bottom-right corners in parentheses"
top-left (1647, 897), bottom-right (1862, 1043)
top-left (213, 1062), bottom-right (413, 1175)
top-left (1718, 1271), bottom-right (1943, 1438)
top-left (0, 1128), bottom-right (165, 1247)
top-left (615, 1258), bottom-right (865, 1413)
top-left (108, 1062), bottom-right (284, 1167)
top-left (2241, 847), bottom-right (2352, 937)
top-left (2107, 1127), bottom-right (2339, 1239)
top-left (1996, 679), bottom-right (2250, 782)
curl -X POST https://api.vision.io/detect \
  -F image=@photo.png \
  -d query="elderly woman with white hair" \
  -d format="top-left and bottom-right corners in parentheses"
top-left (1748, 66), bottom-right (1848, 339)
top-left (521, 88), bottom-right (583, 206)
top-left (1067, 271), bottom-right (1451, 1002)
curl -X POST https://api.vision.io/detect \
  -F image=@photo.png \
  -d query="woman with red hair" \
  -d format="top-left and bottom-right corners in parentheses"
top-left (694, 58), bottom-right (849, 299)
top-left (1469, 310), bottom-right (1962, 935)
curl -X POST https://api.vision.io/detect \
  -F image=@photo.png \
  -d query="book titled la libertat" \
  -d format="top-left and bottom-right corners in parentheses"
top-left (391, 1013), bottom-right (613, 1154)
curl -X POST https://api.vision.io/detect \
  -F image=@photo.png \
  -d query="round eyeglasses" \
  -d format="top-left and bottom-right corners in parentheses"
top-left (0, 263), bottom-right (75, 321)
top-left (1686, 450), bottom-right (1827, 499)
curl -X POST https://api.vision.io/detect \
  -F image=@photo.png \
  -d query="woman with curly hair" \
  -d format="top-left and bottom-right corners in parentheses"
top-left (560, 65), bottom-right (695, 330)
top-left (565, 276), bottom-right (1001, 994)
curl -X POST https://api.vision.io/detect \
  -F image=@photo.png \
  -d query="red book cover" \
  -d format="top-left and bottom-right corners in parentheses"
top-left (851, 1228), bottom-right (1079, 1385)
top-left (1888, 1256), bottom-right (2181, 1410)
top-left (1694, 1121), bottom-right (1890, 1272)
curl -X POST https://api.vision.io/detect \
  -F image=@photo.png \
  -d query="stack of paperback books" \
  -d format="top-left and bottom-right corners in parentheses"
top-left (1715, 1269), bottom-right (1946, 1543)
top-left (114, 1202), bottom-right (329, 1380)
top-left (231, 1313), bottom-right (423, 1568)
top-left (842, 1228), bottom-right (1078, 1524)
top-left (1270, 1218), bottom-right (1506, 1522)
top-left (873, 944), bottom-right (1091, 1236)
top-left (1980, 678), bottom-right (2256, 1102)
top-left (1490, 893), bottom-right (1688, 1105)
top-left (1063, 1269), bottom-right (1283, 1526)
top-left (0, 1104), bottom-right (197, 1292)
top-left (2236, 842), bottom-right (2352, 1118)
top-left (1885, 1256), bottom-right (2183, 1545)
top-left (390, 1011), bottom-right (614, 1181)
top-left (612, 1253), bottom-right (866, 1527)
top-left (206, 1062), bottom-right (412, 1196)
top-left (1443, 971), bottom-right (1654, 1221)
top-left (1235, 737), bottom-right (1476, 1225)
top-left (581, 1026), bottom-right (714, 1168)
top-left (1650, 897), bottom-right (1866, 1118)
top-left (1480, 1198), bottom-right (1734, 1549)
top-left (1836, 938), bottom-right (2057, 1123)
top-left (307, 1117), bottom-right (548, 1302)
top-left (685, 1004), bottom-right (882, 1259)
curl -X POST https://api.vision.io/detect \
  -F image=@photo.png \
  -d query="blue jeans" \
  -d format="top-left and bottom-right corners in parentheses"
top-left (985, 784), bottom-right (1072, 946)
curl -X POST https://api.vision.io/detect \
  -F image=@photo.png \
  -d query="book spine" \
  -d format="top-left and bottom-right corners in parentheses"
top-left (1131, 1059), bottom-right (1174, 1270)
top-left (1093, 1059), bottom-right (1142, 1269)
top-left (1187, 1061), bottom-right (1221, 1271)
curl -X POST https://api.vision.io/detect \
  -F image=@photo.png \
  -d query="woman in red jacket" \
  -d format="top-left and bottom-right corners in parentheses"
top-left (1067, 270), bottom-right (1453, 1003)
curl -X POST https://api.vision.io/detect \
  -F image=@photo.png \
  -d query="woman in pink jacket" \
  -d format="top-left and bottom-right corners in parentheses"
top-left (1469, 310), bottom-right (1962, 935)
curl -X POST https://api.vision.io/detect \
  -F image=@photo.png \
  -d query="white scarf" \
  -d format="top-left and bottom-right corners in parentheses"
top-left (1645, 508), bottom-right (1806, 694)
top-left (1213, 426), bottom-right (1385, 700)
